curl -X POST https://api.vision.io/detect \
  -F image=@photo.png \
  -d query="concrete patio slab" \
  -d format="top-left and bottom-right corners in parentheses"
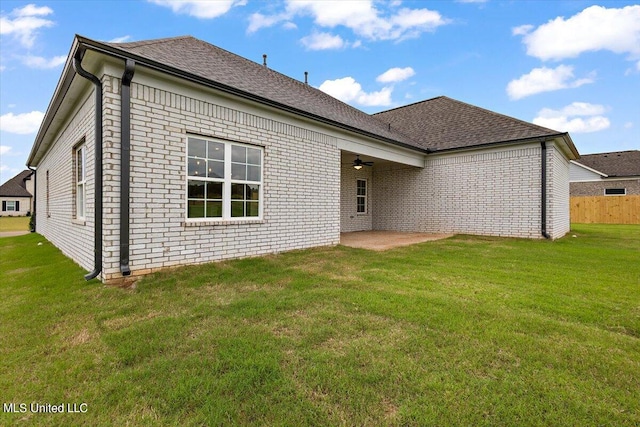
top-left (0, 231), bottom-right (30, 238)
top-left (340, 231), bottom-right (453, 251)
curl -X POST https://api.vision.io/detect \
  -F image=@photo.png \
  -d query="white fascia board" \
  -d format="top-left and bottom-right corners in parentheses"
top-left (337, 138), bottom-right (424, 167)
top-left (570, 160), bottom-right (608, 177)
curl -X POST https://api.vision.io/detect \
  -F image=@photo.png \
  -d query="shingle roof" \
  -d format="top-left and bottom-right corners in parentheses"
top-left (0, 170), bottom-right (33, 197)
top-left (373, 96), bottom-right (565, 151)
top-left (103, 36), bottom-right (422, 150)
top-left (575, 150), bottom-right (640, 177)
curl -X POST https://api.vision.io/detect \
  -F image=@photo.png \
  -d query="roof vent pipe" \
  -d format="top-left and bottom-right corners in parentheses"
top-left (263, 54), bottom-right (267, 67)
top-left (304, 71), bottom-right (308, 85)
top-left (73, 47), bottom-right (104, 281)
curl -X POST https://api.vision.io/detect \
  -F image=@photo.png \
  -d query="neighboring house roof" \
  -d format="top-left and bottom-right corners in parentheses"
top-left (373, 96), bottom-right (571, 152)
top-left (573, 150), bottom-right (640, 177)
top-left (0, 170), bottom-right (33, 198)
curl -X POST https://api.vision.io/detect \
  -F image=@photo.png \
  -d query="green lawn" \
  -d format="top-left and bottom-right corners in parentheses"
top-left (0, 216), bottom-right (30, 232)
top-left (1, 225), bottom-right (638, 426)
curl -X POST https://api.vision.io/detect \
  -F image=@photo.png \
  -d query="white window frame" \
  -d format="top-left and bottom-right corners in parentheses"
top-left (604, 188), bottom-right (626, 196)
top-left (356, 178), bottom-right (367, 215)
top-left (75, 144), bottom-right (86, 219)
top-left (6, 201), bottom-right (16, 212)
top-left (186, 136), bottom-right (263, 222)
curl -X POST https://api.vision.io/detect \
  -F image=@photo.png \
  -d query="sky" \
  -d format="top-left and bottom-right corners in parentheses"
top-left (1, 0), bottom-right (639, 184)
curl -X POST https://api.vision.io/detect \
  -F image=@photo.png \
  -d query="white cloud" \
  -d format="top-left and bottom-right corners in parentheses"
top-left (21, 55), bottom-right (66, 69)
top-left (318, 77), bottom-right (392, 107)
top-left (149, 0), bottom-right (246, 19)
top-left (506, 65), bottom-right (594, 100)
top-left (515, 5), bottom-right (640, 61)
top-left (252, 1), bottom-right (449, 43)
top-left (0, 145), bottom-right (11, 155)
top-left (0, 3), bottom-right (55, 48)
top-left (109, 35), bottom-right (131, 43)
top-left (300, 31), bottom-right (346, 50)
top-left (0, 111), bottom-right (44, 134)
top-left (376, 67), bottom-right (415, 83)
top-left (533, 102), bottom-right (610, 133)
top-left (248, 12), bottom-right (286, 33)
top-left (512, 24), bottom-right (533, 36)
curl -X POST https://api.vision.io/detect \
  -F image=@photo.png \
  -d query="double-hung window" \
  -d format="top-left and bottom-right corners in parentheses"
top-left (75, 144), bottom-right (86, 219)
top-left (3, 201), bottom-right (17, 212)
top-left (356, 179), bottom-right (367, 214)
top-left (187, 136), bottom-right (262, 221)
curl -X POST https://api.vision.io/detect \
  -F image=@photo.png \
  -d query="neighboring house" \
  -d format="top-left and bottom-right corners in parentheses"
top-left (27, 35), bottom-right (579, 283)
top-left (0, 170), bottom-right (34, 216)
top-left (570, 150), bottom-right (640, 196)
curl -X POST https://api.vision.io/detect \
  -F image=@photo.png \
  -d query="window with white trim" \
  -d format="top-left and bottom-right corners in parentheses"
top-left (75, 144), bottom-right (86, 219)
top-left (604, 188), bottom-right (626, 196)
top-left (356, 179), bottom-right (367, 214)
top-left (4, 201), bottom-right (17, 211)
top-left (187, 136), bottom-right (262, 220)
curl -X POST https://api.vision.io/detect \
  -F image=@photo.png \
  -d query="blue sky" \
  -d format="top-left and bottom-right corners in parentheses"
top-left (1, 0), bottom-right (639, 184)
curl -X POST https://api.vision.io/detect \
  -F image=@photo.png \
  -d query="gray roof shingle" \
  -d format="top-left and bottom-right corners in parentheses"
top-left (103, 36), bottom-right (422, 150)
top-left (91, 36), bottom-right (574, 155)
top-left (373, 96), bottom-right (565, 151)
top-left (0, 170), bottom-right (33, 198)
top-left (575, 150), bottom-right (640, 177)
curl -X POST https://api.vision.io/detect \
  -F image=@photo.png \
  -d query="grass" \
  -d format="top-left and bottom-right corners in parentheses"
top-left (0, 224), bottom-right (638, 426)
top-left (0, 216), bottom-right (30, 232)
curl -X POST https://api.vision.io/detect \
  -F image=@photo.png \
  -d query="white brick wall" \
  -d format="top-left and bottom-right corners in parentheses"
top-left (373, 144), bottom-right (546, 238)
top-left (100, 74), bottom-right (341, 281)
top-left (34, 64), bottom-right (573, 283)
top-left (35, 89), bottom-right (96, 271)
top-left (340, 163), bottom-right (372, 232)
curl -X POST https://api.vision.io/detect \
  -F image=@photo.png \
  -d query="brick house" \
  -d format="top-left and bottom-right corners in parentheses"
top-left (27, 35), bottom-right (579, 283)
top-left (570, 150), bottom-right (640, 196)
top-left (0, 170), bottom-right (34, 217)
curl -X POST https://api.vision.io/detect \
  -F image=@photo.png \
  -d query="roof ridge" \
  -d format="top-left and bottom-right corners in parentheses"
top-left (107, 35), bottom-right (194, 47)
top-left (581, 150), bottom-right (639, 156)
top-left (372, 96), bottom-right (444, 116)
top-left (442, 96), bottom-right (562, 135)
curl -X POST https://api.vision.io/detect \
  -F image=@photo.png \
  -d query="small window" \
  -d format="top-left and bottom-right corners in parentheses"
top-left (186, 136), bottom-right (262, 221)
top-left (4, 201), bottom-right (17, 212)
top-left (75, 144), bottom-right (86, 219)
top-left (356, 179), bottom-right (367, 214)
top-left (604, 188), bottom-right (626, 196)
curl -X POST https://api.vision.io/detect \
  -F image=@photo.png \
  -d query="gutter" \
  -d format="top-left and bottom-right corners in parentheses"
top-left (119, 59), bottom-right (135, 276)
top-left (72, 47), bottom-right (103, 280)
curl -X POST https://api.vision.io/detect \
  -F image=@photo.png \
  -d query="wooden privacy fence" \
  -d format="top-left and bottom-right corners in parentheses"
top-left (571, 195), bottom-right (640, 224)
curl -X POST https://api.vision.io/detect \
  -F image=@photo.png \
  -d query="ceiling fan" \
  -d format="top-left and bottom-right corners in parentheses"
top-left (353, 155), bottom-right (373, 170)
